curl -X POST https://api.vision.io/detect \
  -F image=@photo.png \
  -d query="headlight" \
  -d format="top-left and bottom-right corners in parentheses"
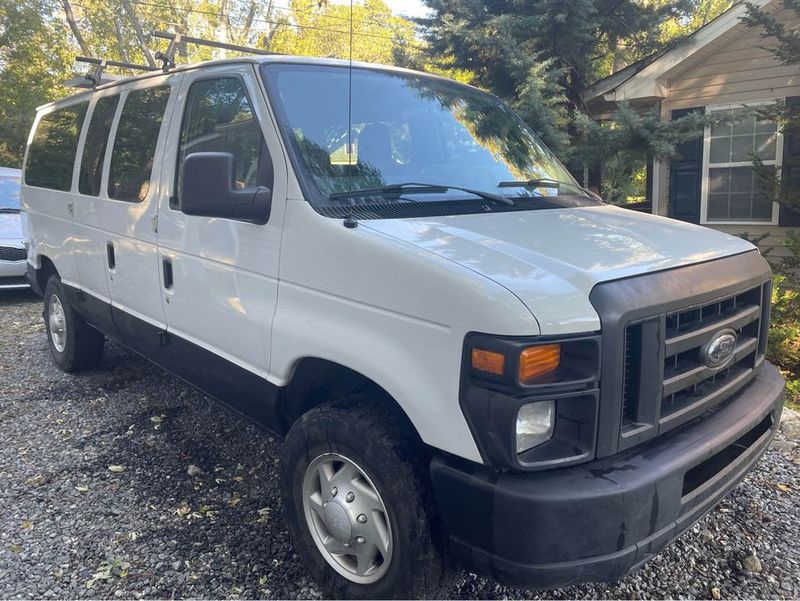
top-left (516, 401), bottom-right (555, 453)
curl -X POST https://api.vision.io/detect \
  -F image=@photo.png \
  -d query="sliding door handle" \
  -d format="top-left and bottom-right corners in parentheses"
top-left (106, 242), bottom-right (115, 270)
top-left (162, 258), bottom-right (173, 289)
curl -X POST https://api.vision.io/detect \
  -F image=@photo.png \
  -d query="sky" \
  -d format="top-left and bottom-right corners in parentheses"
top-left (329, 0), bottom-right (432, 19)
top-left (383, 0), bottom-right (431, 18)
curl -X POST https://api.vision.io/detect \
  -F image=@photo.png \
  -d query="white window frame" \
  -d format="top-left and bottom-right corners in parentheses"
top-left (700, 100), bottom-right (783, 226)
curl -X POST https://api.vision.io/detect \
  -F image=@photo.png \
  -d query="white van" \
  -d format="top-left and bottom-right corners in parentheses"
top-left (22, 56), bottom-right (785, 599)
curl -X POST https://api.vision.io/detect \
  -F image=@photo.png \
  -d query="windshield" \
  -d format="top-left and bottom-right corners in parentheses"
top-left (262, 64), bottom-right (599, 218)
top-left (0, 175), bottom-right (20, 210)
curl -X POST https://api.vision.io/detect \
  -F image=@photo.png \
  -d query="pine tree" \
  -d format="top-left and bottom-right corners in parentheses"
top-left (743, 0), bottom-right (800, 217)
top-left (420, 0), bottom-right (696, 155)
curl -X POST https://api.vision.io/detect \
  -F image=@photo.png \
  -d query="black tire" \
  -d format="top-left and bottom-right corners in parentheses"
top-left (43, 276), bottom-right (104, 372)
top-left (281, 396), bottom-right (454, 599)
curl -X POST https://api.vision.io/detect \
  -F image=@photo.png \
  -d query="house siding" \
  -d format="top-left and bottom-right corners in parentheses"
top-left (656, 9), bottom-right (800, 260)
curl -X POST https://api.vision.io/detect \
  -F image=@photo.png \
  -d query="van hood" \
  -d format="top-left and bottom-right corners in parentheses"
top-left (0, 212), bottom-right (22, 242)
top-left (364, 205), bottom-right (756, 335)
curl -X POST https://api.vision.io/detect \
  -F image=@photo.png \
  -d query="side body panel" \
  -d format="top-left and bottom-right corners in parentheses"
top-left (100, 74), bottom-right (182, 347)
top-left (271, 200), bottom-right (541, 463)
top-left (156, 63), bottom-right (288, 380)
top-left (72, 89), bottom-right (118, 304)
top-left (21, 99), bottom-right (89, 288)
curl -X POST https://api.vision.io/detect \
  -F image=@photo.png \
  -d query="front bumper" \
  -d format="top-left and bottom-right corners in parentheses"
top-left (431, 361), bottom-right (785, 588)
top-left (0, 258), bottom-right (29, 289)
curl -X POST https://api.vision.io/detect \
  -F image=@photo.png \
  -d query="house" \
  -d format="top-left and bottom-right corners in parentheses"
top-left (583, 0), bottom-right (800, 261)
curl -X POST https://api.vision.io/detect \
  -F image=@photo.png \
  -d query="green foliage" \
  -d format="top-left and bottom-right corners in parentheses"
top-left (768, 273), bottom-right (800, 408)
top-left (0, 0), bottom-right (416, 167)
top-left (658, 0), bottom-right (735, 43)
top-left (570, 103), bottom-right (723, 203)
top-left (743, 0), bottom-right (800, 65)
top-left (419, 0), bottom-right (697, 155)
top-left (270, 0), bottom-right (418, 65)
top-left (0, 0), bottom-right (72, 167)
top-left (744, 1), bottom-right (800, 215)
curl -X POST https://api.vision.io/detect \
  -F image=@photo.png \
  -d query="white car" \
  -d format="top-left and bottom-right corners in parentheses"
top-left (0, 166), bottom-right (28, 289)
top-left (21, 56), bottom-right (785, 599)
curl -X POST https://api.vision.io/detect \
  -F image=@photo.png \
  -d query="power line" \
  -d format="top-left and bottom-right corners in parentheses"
top-left (124, 0), bottom-right (420, 44)
top-left (223, 0), bottom-right (416, 32)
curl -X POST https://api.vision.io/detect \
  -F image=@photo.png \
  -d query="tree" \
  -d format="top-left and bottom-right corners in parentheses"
top-left (742, 0), bottom-right (800, 213)
top-left (269, 0), bottom-right (419, 65)
top-left (419, 0), bottom-right (696, 153)
top-left (0, 0), bottom-right (72, 166)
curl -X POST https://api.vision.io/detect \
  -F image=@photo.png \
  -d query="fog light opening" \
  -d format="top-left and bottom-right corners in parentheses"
top-left (516, 400), bottom-right (555, 454)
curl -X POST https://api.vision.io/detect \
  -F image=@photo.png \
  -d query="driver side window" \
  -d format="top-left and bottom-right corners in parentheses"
top-left (175, 76), bottom-right (272, 209)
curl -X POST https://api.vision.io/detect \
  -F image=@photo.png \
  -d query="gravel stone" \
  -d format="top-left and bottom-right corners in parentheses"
top-left (781, 407), bottom-right (800, 440)
top-left (1, 289), bottom-right (799, 599)
top-left (741, 554), bottom-right (763, 573)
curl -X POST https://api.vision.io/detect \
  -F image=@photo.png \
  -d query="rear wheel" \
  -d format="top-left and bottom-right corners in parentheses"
top-left (43, 276), bottom-right (104, 372)
top-left (281, 396), bottom-right (453, 599)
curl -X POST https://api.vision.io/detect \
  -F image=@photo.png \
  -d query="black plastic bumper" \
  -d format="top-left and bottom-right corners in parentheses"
top-left (430, 362), bottom-right (785, 588)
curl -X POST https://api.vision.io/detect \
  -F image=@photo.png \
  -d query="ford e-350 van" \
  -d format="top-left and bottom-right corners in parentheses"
top-left (22, 56), bottom-right (785, 598)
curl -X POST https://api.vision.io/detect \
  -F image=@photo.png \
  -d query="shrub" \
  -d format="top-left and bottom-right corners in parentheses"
top-left (766, 237), bottom-right (800, 411)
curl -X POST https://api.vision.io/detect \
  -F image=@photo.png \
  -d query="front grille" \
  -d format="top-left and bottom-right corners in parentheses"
top-left (622, 281), bottom-right (770, 438)
top-left (0, 246), bottom-right (26, 261)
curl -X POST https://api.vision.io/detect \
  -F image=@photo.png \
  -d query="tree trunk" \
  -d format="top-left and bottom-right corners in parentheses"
top-left (212, 0), bottom-right (230, 60)
top-left (113, 18), bottom-right (131, 64)
top-left (61, 0), bottom-right (89, 55)
top-left (240, 0), bottom-right (257, 45)
top-left (121, 0), bottom-right (156, 67)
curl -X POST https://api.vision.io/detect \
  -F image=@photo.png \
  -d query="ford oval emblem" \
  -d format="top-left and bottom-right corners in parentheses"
top-left (701, 329), bottom-right (738, 369)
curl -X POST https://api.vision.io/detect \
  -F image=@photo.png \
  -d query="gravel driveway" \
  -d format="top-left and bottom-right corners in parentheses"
top-left (1, 289), bottom-right (799, 600)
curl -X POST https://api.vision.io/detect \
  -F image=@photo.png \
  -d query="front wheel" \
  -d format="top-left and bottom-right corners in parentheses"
top-left (281, 396), bottom-right (453, 599)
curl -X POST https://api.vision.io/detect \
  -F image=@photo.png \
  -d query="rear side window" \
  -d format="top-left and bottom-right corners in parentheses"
top-left (25, 103), bottom-right (88, 191)
top-left (79, 95), bottom-right (120, 196)
top-left (176, 77), bottom-right (270, 206)
top-left (108, 86), bottom-right (170, 202)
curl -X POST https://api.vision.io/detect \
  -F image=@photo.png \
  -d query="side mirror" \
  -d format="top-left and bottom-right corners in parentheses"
top-left (179, 152), bottom-right (271, 223)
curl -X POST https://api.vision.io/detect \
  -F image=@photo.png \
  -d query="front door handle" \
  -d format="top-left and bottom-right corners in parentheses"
top-left (106, 242), bottom-right (115, 270)
top-left (162, 258), bottom-right (173, 289)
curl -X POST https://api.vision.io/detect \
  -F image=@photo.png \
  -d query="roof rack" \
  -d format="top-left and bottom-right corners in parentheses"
top-left (152, 31), bottom-right (279, 72)
top-left (67, 56), bottom-right (159, 89)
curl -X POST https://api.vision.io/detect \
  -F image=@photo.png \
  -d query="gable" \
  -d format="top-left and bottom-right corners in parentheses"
top-left (665, 6), bottom-right (800, 110)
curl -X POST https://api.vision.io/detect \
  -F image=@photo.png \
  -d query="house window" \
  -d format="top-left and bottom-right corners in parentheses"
top-left (702, 104), bottom-right (781, 224)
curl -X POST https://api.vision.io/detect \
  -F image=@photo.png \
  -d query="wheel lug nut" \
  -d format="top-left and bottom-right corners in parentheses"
top-left (356, 536), bottom-right (365, 544)
top-left (345, 492), bottom-right (355, 503)
top-left (356, 514), bottom-right (367, 523)
top-left (331, 486), bottom-right (338, 497)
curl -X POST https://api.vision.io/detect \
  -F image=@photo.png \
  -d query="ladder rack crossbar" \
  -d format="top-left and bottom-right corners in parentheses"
top-left (152, 31), bottom-right (278, 57)
top-left (75, 56), bottom-right (159, 72)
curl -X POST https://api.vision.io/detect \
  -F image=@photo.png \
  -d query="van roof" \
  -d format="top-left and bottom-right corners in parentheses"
top-left (39, 55), bottom-right (453, 112)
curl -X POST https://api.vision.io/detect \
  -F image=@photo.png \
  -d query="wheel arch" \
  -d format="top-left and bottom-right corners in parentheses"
top-left (280, 357), bottom-right (425, 446)
top-left (36, 255), bottom-right (58, 293)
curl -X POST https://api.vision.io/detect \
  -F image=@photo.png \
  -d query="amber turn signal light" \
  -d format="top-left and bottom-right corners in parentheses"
top-left (471, 348), bottom-right (505, 376)
top-left (518, 344), bottom-right (561, 383)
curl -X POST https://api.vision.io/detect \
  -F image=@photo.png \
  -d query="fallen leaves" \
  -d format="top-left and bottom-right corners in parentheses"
top-left (85, 558), bottom-right (130, 589)
top-left (256, 507), bottom-right (271, 524)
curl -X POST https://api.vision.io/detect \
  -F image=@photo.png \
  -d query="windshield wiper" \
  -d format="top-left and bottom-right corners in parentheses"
top-left (0, 207), bottom-right (20, 213)
top-left (330, 182), bottom-right (514, 206)
top-left (498, 178), bottom-right (592, 196)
